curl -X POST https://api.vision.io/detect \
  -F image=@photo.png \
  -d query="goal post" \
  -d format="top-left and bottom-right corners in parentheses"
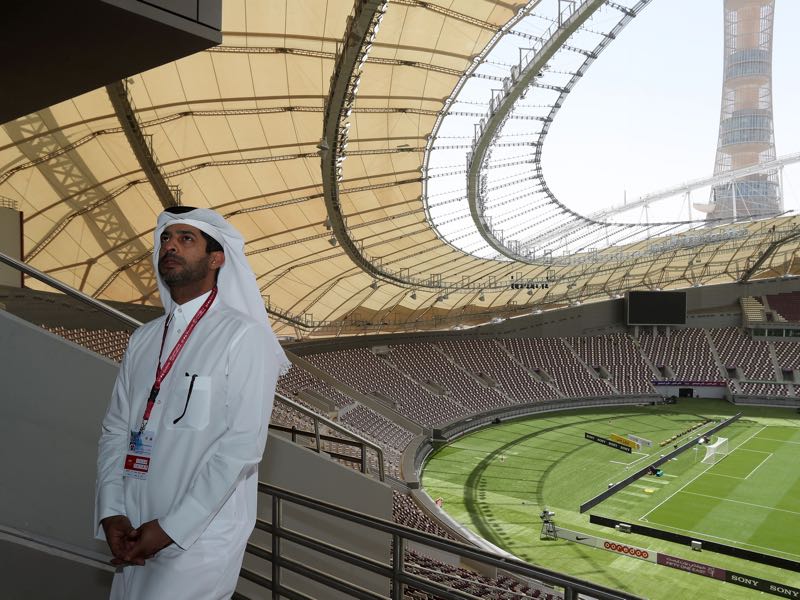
top-left (701, 437), bottom-right (729, 465)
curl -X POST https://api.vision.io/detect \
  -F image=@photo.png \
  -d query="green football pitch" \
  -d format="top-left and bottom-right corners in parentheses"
top-left (421, 399), bottom-right (800, 599)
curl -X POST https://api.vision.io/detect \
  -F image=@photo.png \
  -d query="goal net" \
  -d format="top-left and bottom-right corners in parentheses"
top-left (701, 437), bottom-right (729, 465)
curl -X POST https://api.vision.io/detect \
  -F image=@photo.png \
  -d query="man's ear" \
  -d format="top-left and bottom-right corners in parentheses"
top-left (209, 251), bottom-right (225, 272)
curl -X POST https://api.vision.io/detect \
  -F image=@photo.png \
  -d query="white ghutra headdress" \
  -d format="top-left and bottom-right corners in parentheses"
top-left (154, 207), bottom-right (291, 375)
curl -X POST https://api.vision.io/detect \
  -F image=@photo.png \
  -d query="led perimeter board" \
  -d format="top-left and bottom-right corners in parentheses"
top-left (626, 291), bottom-right (686, 326)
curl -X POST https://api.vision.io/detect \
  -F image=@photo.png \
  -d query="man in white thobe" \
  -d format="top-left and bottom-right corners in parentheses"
top-left (95, 207), bottom-right (290, 599)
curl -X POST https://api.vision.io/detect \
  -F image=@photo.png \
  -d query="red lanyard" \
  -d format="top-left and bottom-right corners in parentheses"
top-left (137, 287), bottom-right (217, 435)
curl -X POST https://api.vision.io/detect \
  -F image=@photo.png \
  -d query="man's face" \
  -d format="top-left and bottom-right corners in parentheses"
top-left (157, 224), bottom-right (215, 286)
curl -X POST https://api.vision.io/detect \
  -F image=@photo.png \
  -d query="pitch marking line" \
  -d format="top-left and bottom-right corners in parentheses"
top-left (621, 491), bottom-right (651, 498)
top-left (639, 426), bottom-right (766, 522)
top-left (639, 479), bottom-right (669, 486)
top-left (610, 452), bottom-right (649, 466)
top-left (640, 518), bottom-right (800, 560)
top-left (744, 452), bottom-right (773, 479)
top-left (705, 472), bottom-right (745, 480)
top-left (678, 490), bottom-right (800, 517)
top-left (756, 437), bottom-right (800, 445)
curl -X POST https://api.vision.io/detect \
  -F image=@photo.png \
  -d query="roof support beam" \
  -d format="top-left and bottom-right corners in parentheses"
top-left (740, 228), bottom-right (800, 283)
top-left (466, 0), bottom-right (606, 263)
top-left (321, 0), bottom-right (415, 288)
top-left (106, 80), bottom-right (181, 209)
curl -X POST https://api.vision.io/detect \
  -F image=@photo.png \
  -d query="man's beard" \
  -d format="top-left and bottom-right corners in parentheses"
top-left (158, 255), bottom-right (209, 286)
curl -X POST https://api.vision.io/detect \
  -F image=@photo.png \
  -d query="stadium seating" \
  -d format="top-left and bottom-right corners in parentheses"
top-left (393, 491), bottom-right (456, 540)
top-left (388, 343), bottom-right (514, 415)
top-left (738, 382), bottom-right (789, 396)
top-left (502, 337), bottom-right (615, 398)
top-left (566, 334), bottom-right (655, 394)
top-left (307, 347), bottom-right (466, 426)
top-left (773, 340), bottom-right (800, 370)
top-left (404, 549), bottom-right (562, 600)
top-left (275, 367), bottom-right (413, 476)
top-left (43, 322), bottom-right (800, 480)
top-left (708, 327), bottom-right (775, 380)
top-left (45, 325), bottom-right (131, 362)
top-left (394, 492), bottom-right (559, 599)
top-left (438, 339), bottom-right (559, 402)
top-left (766, 292), bottom-right (800, 322)
top-left (638, 328), bottom-right (722, 381)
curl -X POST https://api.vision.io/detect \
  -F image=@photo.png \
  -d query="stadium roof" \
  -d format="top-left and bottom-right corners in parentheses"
top-left (1, 0), bottom-right (799, 339)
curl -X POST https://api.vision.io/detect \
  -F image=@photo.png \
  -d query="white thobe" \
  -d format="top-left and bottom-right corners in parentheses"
top-left (95, 292), bottom-right (279, 599)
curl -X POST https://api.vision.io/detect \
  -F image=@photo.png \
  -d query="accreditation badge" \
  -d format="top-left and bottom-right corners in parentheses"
top-left (123, 430), bottom-right (155, 480)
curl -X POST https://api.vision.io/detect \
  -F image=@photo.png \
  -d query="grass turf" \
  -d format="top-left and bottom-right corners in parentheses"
top-left (421, 399), bottom-right (800, 599)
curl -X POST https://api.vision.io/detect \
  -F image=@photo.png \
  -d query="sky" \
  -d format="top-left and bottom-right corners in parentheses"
top-left (543, 0), bottom-right (800, 219)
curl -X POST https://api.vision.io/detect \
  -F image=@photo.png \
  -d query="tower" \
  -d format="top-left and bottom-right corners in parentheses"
top-left (705, 0), bottom-right (781, 223)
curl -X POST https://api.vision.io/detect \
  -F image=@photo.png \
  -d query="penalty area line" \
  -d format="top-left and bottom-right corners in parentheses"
top-left (639, 516), bottom-right (800, 560)
top-left (610, 452), bottom-right (649, 466)
top-left (744, 452), bottom-right (772, 480)
top-left (639, 425), bottom-right (766, 523)
top-left (678, 490), bottom-right (800, 517)
top-left (757, 437), bottom-right (800, 445)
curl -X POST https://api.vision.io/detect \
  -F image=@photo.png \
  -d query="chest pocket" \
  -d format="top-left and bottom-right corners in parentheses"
top-left (165, 375), bottom-right (212, 430)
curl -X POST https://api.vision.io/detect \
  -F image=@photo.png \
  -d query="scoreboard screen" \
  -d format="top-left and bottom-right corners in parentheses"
top-left (626, 291), bottom-right (686, 325)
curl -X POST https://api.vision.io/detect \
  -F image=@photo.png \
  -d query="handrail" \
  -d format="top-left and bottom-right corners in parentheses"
top-left (243, 482), bottom-right (645, 600)
top-left (0, 250), bottom-right (142, 329)
top-left (273, 391), bottom-right (385, 481)
top-left (0, 250), bottom-right (386, 481)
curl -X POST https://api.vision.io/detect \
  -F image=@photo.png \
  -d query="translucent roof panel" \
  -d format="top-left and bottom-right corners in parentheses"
top-left (2, 0), bottom-right (799, 339)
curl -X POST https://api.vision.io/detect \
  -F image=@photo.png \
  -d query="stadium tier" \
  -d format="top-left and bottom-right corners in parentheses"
top-left (566, 334), bottom-right (656, 395)
top-left (405, 549), bottom-right (562, 600)
top-left (766, 292), bottom-right (800, 322)
top-left (42, 322), bottom-right (798, 486)
top-left (709, 327), bottom-right (776, 380)
top-left (638, 328), bottom-right (722, 381)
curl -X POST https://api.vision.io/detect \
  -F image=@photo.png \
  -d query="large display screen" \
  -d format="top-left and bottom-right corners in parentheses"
top-left (626, 291), bottom-right (686, 325)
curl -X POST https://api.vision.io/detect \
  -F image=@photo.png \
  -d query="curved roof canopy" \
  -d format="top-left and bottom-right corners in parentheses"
top-left (1, 0), bottom-right (798, 339)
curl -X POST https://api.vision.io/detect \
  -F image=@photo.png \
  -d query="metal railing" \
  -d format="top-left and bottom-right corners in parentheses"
top-left (235, 483), bottom-right (645, 600)
top-left (272, 392), bottom-right (385, 481)
top-left (0, 251), bottom-right (142, 329)
top-left (0, 250), bottom-right (385, 481)
top-left (3, 250), bottom-right (642, 598)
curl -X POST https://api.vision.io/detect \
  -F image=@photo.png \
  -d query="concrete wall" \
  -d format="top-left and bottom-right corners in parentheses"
top-left (0, 310), bottom-right (391, 598)
top-left (0, 538), bottom-right (113, 600)
top-left (0, 311), bottom-right (118, 553)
